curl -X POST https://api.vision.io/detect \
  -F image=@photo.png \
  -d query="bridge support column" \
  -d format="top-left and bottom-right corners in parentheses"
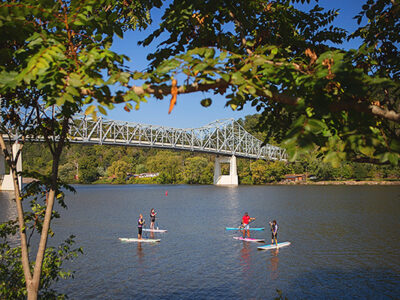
top-left (0, 142), bottom-right (22, 191)
top-left (214, 155), bottom-right (238, 186)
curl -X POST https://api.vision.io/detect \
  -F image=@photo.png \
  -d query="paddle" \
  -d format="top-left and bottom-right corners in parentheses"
top-left (239, 218), bottom-right (256, 235)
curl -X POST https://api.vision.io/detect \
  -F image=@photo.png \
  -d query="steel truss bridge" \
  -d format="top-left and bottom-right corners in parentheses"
top-left (1, 116), bottom-right (287, 190)
top-left (69, 117), bottom-right (287, 161)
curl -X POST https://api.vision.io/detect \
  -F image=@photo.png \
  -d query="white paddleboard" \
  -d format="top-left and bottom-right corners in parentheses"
top-left (233, 236), bottom-right (265, 243)
top-left (142, 228), bottom-right (167, 233)
top-left (119, 238), bottom-right (160, 243)
top-left (258, 241), bottom-right (291, 250)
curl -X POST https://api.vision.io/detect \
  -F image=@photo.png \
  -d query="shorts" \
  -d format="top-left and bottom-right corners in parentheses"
top-left (271, 232), bottom-right (277, 239)
top-left (138, 227), bottom-right (142, 235)
top-left (243, 224), bottom-right (249, 230)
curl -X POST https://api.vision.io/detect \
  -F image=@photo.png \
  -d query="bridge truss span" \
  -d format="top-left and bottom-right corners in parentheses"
top-left (68, 117), bottom-right (287, 161)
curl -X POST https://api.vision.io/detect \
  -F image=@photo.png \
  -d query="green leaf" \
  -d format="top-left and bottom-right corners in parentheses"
top-left (204, 48), bottom-right (215, 59)
top-left (359, 146), bottom-right (375, 157)
top-left (323, 151), bottom-right (341, 168)
top-left (219, 51), bottom-right (227, 61)
top-left (98, 105), bottom-right (107, 115)
top-left (193, 62), bottom-right (209, 73)
top-left (84, 105), bottom-right (96, 116)
top-left (157, 60), bottom-right (181, 74)
top-left (388, 153), bottom-right (399, 165)
top-left (69, 74), bottom-right (82, 87)
top-left (231, 72), bottom-right (245, 85)
top-left (200, 98), bottom-right (212, 107)
top-left (66, 86), bottom-right (80, 97)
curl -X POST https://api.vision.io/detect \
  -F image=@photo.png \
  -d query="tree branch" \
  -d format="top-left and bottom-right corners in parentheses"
top-left (130, 80), bottom-right (400, 123)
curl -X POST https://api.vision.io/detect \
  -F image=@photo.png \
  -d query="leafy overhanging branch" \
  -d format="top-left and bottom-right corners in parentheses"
top-left (128, 79), bottom-right (400, 123)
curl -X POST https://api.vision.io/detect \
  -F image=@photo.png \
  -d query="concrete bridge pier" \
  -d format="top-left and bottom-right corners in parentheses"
top-left (0, 142), bottom-right (22, 191)
top-left (214, 155), bottom-right (238, 186)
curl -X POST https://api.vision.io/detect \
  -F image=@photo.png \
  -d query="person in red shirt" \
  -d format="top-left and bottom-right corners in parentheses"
top-left (241, 212), bottom-right (256, 238)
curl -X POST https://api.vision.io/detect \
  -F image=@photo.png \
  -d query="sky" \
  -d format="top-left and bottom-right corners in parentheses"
top-left (105, 0), bottom-right (368, 129)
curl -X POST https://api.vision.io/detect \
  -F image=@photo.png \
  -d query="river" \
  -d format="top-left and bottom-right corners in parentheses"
top-left (1, 184), bottom-right (399, 299)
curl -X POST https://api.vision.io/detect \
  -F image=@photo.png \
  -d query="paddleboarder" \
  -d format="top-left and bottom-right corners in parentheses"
top-left (269, 220), bottom-right (278, 246)
top-left (150, 208), bottom-right (157, 230)
top-left (241, 212), bottom-right (256, 238)
top-left (138, 214), bottom-right (145, 239)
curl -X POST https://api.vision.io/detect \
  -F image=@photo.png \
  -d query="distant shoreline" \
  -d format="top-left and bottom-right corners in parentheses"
top-left (22, 177), bottom-right (400, 186)
top-left (276, 180), bottom-right (400, 185)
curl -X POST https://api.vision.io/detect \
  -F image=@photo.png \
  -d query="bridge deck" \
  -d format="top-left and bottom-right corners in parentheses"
top-left (68, 117), bottom-right (287, 161)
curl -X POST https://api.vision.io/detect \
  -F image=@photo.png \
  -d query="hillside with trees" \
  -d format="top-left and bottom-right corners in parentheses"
top-left (23, 114), bottom-right (400, 185)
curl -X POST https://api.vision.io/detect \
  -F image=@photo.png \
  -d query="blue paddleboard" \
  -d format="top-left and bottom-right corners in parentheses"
top-left (226, 227), bottom-right (264, 231)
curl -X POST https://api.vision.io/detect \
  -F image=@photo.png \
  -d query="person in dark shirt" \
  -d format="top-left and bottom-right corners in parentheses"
top-left (138, 214), bottom-right (145, 239)
top-left (150, 208), bottom-right (157, 230)
top-left (269, 220), bottom-right (278, 245)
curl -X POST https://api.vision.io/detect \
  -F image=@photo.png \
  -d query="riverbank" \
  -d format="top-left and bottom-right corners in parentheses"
top-left (277, 180), bottom-right (400, 185)
top-left (22, 177), bottom-right (400, 185)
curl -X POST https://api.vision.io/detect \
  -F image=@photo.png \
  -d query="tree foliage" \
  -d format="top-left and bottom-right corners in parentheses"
top-left (135, 0), bottom-right (400, 166)
top-left (0, 0), bottom-right (160, 298)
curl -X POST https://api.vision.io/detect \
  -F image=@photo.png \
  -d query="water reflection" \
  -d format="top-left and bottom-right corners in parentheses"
top-left (268, 249), bottom-right (279, 280)
top-left (136, 243), bottom-right (144, 262)
top-left (0, 191), bottom-right (17, 221)
top-left (239, 242), bottom-right (251, 270)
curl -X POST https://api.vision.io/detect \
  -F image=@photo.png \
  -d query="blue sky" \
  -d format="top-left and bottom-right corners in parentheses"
top-left (106, 0), bottom-right (367, 129)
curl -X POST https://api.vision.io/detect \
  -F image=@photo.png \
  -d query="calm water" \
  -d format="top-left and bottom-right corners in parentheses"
top-left (1, 185), bottom-right (400, 299)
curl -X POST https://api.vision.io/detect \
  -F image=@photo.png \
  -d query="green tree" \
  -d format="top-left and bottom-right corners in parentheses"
top-left (0, 0), bottom-right (158, 298)
top-left (265, 161), bottom-right (293, 183)
top-left (135, 164), bottom-right (147, 174)
top-left (58, 161), bottom-right (77, 182)
top-left (147, 151), bottom-right (182, 183)
top-left (79, 156), bottom-right (99, 184)
top-left (106, 160), bottom-right (130, 182)
top-left (183, 156), bottom-right (213, 184)
top-left (250, 160), bottom-right (269, 184)
top-left (137, 0), bottom-right (399, 166)
top-left (238, 159), bottom-right (252, 184)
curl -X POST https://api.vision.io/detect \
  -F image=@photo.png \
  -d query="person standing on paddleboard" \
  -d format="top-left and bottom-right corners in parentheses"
top-left (269, 220), bottom-right (278, 246)
top-left (138, 214), bottom-right (145, 239)
top-left (150, 208), bottom-right (157, 230)
top-left (241, 212), bottom-right (256, 238)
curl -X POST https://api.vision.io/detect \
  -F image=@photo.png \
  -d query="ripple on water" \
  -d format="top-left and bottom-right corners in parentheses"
top-left (1, 185), bottom-right (399, 299)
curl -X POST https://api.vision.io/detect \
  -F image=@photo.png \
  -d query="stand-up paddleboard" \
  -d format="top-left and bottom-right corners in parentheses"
top-left (119, 238), bottom-right (160, 243)
top-left (142, 228), bottom-right (167, 233)
top-left (226, 227), bottom-right (264, 231)
top-left (233, 236), bottom-right (265, 242)
top-left (258, 241), bottom-right (291, 250)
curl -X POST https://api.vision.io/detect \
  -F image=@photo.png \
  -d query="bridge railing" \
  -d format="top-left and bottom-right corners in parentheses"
top-left (68, 117), bottom-right (287, 161)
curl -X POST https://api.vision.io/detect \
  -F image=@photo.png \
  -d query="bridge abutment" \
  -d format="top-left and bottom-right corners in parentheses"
top-left (213, 155), bottom-right (238, 186)
top-left (0, 142), bottom-right (22, 191)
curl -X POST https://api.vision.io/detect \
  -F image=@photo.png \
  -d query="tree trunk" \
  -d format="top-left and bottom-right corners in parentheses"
top-left (29, 139), bottom-right (63, 299)
top-left (0, 137), bottom-right (34, 293)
